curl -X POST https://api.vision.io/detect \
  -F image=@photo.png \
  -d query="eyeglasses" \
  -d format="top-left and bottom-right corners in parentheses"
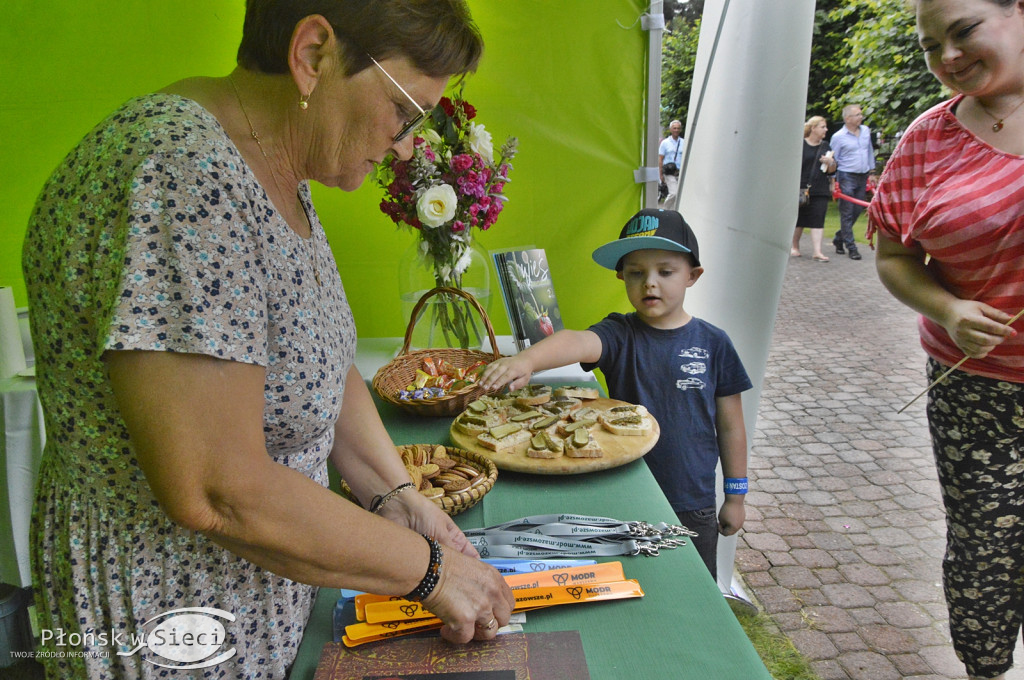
top-left (368, 55), bottom-right (429, 143)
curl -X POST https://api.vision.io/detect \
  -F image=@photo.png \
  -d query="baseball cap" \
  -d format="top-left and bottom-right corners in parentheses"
top-left (592, 209), bottom-right (701, 270)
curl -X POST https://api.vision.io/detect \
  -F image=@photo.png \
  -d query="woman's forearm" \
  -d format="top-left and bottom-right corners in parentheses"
top-left (107, 350), bottom-right (428, 594)
top-left (329, 365), bottom-right (415, 509)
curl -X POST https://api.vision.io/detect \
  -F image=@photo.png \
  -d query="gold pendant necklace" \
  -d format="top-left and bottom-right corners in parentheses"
top-left (976, 95), bottom-right (1024, 133)
top-left (229, 75), bottom-right (322, 286)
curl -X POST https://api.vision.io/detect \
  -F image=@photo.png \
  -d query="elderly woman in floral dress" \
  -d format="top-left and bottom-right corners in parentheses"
top-left (22, 1), bottom-right (514, 678)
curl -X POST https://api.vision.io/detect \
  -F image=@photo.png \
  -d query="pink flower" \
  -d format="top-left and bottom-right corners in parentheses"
top-left (452, 220), bottom-right (466, 232)
top-left (423, 146), bottom-right (436, 162)
top-left (451, 154), bottom-right (474, 172)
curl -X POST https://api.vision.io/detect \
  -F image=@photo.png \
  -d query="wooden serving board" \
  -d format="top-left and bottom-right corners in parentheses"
top-left (449, 398), bottom-right (660, 475)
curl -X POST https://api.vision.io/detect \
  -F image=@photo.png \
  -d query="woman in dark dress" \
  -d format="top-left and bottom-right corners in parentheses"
top-left (792, 116), bottom-right (837, 261)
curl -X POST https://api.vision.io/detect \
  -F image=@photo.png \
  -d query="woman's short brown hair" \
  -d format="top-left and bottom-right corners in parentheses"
top-left (237, 0), bottom-right (483, 78)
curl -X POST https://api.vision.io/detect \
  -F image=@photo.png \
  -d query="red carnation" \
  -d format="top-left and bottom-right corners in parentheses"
top-left (460, 100), bottom-right (477, 120)
top-left (439, 97), bottom-right (456, 117)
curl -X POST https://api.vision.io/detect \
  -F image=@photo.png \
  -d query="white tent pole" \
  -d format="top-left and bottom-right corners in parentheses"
top-left (676, 0), bottom-right (816, 596)
top-left (638, 1), bottom-right (665, 208)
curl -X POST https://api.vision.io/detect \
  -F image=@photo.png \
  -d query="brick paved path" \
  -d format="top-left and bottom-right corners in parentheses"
top-left (736, 246), bottom-right (1023, 680)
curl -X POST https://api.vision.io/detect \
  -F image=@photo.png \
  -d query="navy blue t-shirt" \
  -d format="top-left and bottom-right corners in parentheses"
top-left (582, 313), bottom-right (752, 511)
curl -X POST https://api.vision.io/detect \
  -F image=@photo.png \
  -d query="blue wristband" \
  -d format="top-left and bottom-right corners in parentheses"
top-left (724, 477), bottom-right (748, 495)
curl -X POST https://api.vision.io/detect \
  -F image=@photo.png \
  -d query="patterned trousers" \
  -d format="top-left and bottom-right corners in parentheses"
top-left (926, 358), bottom-right (1024, 678)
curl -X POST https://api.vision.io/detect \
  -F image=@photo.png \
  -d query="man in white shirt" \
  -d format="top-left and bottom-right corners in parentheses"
top-left (658, 120), bottom-right (685, 209)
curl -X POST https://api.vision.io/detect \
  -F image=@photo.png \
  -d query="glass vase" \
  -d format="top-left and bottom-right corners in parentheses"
top-left (398, 239), bottom-right (492, 350)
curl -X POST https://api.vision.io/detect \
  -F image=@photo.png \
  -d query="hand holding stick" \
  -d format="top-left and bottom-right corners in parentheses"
top-left (897, 306), bottom-right (1024, 413)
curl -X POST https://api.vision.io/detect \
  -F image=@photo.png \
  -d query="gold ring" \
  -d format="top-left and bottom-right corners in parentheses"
top-left (477, 617), bottom-right (497, 630)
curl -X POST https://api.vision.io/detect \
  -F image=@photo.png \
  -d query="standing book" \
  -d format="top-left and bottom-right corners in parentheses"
top-left (492, 248), bottom-right (564, 352)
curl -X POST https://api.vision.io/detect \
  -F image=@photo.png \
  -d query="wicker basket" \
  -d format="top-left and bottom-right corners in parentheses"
top-left (342, 445), bottom-right (498, 517)
top-left (372, 287), bottom-right (501, 417)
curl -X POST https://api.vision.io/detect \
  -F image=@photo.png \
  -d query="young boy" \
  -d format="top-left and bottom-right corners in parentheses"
top-left (479, 208), bottom-right (751, 581)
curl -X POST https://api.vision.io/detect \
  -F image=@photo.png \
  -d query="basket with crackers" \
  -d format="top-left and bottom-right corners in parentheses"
top-left (343, 444), bottom-right (498, 517)
top-left (372, 287), bottom-right (502, 417)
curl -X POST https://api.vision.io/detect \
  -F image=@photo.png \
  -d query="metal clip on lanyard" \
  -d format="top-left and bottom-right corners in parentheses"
top-left (463, 514), bottom-right (699, 558)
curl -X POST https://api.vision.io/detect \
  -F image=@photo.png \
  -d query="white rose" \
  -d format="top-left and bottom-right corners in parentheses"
top-left (467, 122), bottom-right (494, 162)
top-left (416, 184), bottom-right (457, 228)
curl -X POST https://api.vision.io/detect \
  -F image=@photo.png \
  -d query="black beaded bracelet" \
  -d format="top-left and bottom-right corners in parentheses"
top-left (404, 534), bottom-right (443, 602)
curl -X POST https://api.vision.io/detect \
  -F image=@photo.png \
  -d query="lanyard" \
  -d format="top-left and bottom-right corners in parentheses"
top-left (463, 514), bottom-right (697, 558)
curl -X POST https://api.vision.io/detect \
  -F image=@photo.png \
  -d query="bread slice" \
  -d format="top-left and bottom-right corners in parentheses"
top-left (599, 404), bottom-right (652, 436)
top-left (556, 417), bottom-right (597, 437)
top-left (569, 406), bottom-right (600, 423)
top-left (453, 410), bottom-right (507, 436)
top-left (480, 394), bottom-right (517, 409)
top-left (510, 384), bottom-right (552, 406)
top-left (554, 386), bottom-right (601, 400)
top-left (527, 414), bottom-right (561, 433)
top-left (476, 423), bottom-right (532, 452)
top-left (564, 427), bottom-right (603, 458)
top-left (526, 431), bottom-right (564, 459)
top-left (541, 396), bottom-right (582, 417)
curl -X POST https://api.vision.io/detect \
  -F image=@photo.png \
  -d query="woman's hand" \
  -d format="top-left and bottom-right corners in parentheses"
top-left (422, 547), bottom-right (516, 643)
top-left (941, 299), bottom-right (1017, 359)
top-left (479, 355), bottom-right (534, 392)
top-left (379, 489), bottom-right (479, 557)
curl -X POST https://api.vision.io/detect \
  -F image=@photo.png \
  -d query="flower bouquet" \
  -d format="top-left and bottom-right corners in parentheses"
top-left (377, 90), bottom-right (517, 349)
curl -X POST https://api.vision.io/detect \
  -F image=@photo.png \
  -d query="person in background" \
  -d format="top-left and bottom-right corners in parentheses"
top-left (480, 209), bottom-right (752, 582)
top-left (869, 0), bottom-right (1024, 677)
top-left (21, 2), bottom-right (514, 677)
top-left (792, 115), bottom-right (837, 261)
top-left (830, 104), bottom-right (876, 260)
top-left (659, 119), bottom-right (685, 209)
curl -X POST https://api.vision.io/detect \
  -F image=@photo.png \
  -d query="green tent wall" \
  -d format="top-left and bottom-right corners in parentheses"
top-left (0, 1), bottom-right (649, 338)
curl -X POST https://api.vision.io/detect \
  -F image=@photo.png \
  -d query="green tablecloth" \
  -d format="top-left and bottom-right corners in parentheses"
top-left (290, 388), bottom-right (771, 679)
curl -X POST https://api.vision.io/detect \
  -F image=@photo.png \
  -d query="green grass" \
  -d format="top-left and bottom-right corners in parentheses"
top-left (735, 607), bottom-right (822, 680)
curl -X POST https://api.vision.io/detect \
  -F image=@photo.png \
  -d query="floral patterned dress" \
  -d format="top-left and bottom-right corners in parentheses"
top-left (22, 94), bottom-right (356, 678)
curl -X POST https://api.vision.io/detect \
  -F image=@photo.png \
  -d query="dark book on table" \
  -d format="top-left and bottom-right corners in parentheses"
top-left (314, 631), bottom-right (590, 680)
top-left (492, 248), bottom-right (564, 352)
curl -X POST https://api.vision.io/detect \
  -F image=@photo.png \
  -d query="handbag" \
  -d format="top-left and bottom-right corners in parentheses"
top-left (798, 141), bottom-right (822, 207)
top-left (663, 138), bottom-right (682, 176)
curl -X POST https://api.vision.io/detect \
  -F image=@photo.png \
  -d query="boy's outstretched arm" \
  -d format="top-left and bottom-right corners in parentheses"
top-left (715, 393), bottom-right (747, 537)
top-left (479, 329), bottom-right (602, 393)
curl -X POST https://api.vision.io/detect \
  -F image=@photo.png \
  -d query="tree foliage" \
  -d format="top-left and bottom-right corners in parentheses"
top-left (817, 0), bottom-right (946, 142)
top-left (660, 9), bottom-right (700, 130)
top-left (661, 0), bottom-right (947, 153)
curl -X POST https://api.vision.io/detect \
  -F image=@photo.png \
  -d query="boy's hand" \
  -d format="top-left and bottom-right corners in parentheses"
top-left (718, 495), bottom-right (745, 536)
top-left (479, 356), bottom-right (534, 393)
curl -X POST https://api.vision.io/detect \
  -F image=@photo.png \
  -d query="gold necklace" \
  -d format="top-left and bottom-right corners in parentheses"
top-left (229, 75), bottom-right (321, 286)
top-left (976, 95), bottom-right (1024, 132)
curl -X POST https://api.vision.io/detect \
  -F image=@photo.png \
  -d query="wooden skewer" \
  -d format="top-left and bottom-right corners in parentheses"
top-left (897, 306), bottom-right (1024, 414)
